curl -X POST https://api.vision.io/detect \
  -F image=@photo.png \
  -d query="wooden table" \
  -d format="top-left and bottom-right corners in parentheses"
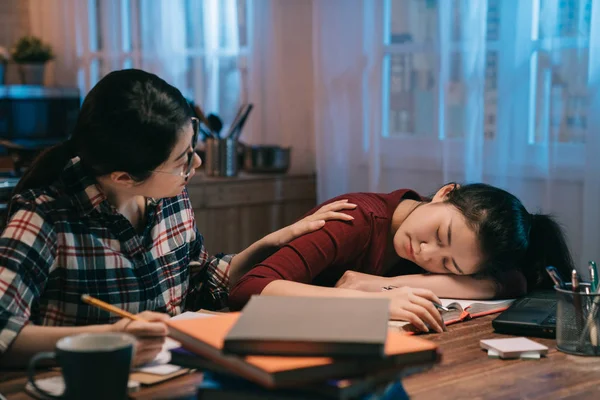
top-left (402, 315), bottom-right (600, 399)
top-left (0, 369), bottom-right (204, 399)
top-left (3, 315), bottom-right (600, 399)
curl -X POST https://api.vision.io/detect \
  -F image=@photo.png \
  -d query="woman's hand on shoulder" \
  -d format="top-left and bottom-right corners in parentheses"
top-left (335, 271), bottom-right (392, 292)
top-left (266, 199), bottom-right (358, 247)
top-left (382, 287), bottom-right (446, 333)
top-left (110, 311), bottom-right (170, 366)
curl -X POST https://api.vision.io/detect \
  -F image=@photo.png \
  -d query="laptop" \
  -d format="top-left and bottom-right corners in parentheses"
top-left (492, 290), bottom-right (557, 338)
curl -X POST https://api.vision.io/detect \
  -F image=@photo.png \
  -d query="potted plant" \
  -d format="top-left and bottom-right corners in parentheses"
top-left (0, 46), bottom-right (8, 85)
top-left (10, 36), bottom-right (54, 85)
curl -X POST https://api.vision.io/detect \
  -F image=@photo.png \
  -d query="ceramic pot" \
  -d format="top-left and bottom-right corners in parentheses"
top-left (18, 63), bottom-right (45, 85)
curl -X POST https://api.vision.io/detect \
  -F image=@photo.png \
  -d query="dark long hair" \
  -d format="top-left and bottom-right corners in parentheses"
top-left (444, 183), bottom-right (574, 291)
top-left (14, 69), bottom-right (193, 194)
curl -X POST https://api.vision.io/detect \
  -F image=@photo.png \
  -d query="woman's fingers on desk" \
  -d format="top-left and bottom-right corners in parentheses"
top-left (385, 287), bottom-right (445, 333)
top-left (405, 293), bottom-right (446, 333)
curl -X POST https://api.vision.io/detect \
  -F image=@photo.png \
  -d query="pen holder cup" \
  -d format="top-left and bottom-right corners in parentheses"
top-left (556, 283), bottom-right (600, 356)
top-left (204, 137), bottom-right (239, 177)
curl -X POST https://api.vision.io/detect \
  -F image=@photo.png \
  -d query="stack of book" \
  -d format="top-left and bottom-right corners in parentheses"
top-left (166, 296), bottom-right (441, 399)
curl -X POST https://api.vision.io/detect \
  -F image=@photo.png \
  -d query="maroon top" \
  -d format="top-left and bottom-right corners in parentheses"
top-left (229, 189), bottom-right (528, 310)
top-left (228, 189), bottom-right (426, 310)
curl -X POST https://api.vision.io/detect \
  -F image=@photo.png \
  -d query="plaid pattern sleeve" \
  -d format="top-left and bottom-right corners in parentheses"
top-left (0, 157), bottom-right (241, 354)
top-left (185, 222), bottom-right (234, 312)
top-left (0, 196), bottom-right (57, 352)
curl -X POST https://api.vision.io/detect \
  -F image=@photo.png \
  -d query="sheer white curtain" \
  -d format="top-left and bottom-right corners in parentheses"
top-left (246, 0), bottom-right (316, 173)
top-left (28, 0), bottom-right (315, 173)
top-left (313, 0), bottom-right (600, 268)
top-left (138, 1), bottom-right (187, 93)
top-left (313, 0), bottom-right (368, 199)
top-left (28, 0), bottom-right (247, 125)
top-left (28, 0), bottom-right (79, 87)
top-left (582, 1), bottom-right (600, 273)
top-left (445, 0), bottom-right (600, 270)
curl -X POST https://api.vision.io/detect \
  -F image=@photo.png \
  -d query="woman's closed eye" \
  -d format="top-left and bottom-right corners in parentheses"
top-left (435, 227), bottom-right (443, 247)
top-left (436, 228), bottom-right (452, 272)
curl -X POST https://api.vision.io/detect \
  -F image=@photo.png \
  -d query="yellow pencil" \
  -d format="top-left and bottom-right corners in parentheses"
top-left (81, 294), bottom-right (146, 322)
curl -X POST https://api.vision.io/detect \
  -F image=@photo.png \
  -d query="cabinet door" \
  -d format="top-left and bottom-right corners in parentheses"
top-left (189, 175), bottom-right (316, 256)
top-left (193, 207), bottom-right (240, 255)
top-left (282, 200), bottom-right (317, 226)
top-left (238, 204), bottom-right (282, 250)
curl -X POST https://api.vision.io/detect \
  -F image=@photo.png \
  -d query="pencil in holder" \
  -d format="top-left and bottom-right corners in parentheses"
top-left (555, 283), bottom-right (600, 356)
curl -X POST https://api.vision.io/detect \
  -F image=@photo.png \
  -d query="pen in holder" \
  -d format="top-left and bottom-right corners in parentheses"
top-left (555, 283), bottom-right (600, 356)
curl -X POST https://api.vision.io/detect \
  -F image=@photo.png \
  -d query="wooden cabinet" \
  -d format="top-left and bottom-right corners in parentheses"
top-left (186, 173), bottom-right (317, 255)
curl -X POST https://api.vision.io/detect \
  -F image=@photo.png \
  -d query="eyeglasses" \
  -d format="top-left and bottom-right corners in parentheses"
top-left (152, 117), bottom-right (199, 181)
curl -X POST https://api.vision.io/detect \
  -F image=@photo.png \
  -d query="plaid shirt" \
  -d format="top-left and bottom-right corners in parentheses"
top-left (0, 157), bottom-right (233, 353)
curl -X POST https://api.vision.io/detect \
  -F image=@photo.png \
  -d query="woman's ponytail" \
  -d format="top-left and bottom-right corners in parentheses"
top-left (522, 213), bottom-right (574, 290)
top-left (13, 140), bottom-right (76, 195)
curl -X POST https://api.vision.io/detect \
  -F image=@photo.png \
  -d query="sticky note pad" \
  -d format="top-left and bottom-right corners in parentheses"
top-left (519, 351), bottom-right (542, 360)
top-left (480, 337), bottom-right (548, 359)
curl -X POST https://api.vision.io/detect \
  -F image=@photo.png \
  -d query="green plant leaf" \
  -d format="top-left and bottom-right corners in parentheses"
top-left (11, 36), bottom-right (54, 64)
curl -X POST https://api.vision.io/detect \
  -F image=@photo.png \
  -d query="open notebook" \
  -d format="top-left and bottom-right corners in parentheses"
top-left (388, 298), bottom-right (515, 332)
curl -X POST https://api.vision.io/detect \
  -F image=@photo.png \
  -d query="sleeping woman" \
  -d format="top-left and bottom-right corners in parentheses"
top-left (228, 183), bottom-right (574, 333)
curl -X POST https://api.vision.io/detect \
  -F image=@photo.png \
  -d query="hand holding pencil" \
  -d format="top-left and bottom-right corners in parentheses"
top-left (81, 294), bottom-right (170, 366)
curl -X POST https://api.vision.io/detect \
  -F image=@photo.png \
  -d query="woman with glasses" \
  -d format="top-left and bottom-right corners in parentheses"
top-left (0, 69), bottom-right (354, 367)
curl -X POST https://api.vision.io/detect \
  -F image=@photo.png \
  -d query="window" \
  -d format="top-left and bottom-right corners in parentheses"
top-left (385, 0), bottom-right (438, 138)
top-left (77, 0), bottom-right (250, 124)
top-left (385, 0), bottom-right (501, 139)
top-left (381, 0), bottom-right (594, 174)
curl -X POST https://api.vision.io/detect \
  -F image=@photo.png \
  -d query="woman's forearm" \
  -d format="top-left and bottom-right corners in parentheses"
top-left (0, 323), bottom-right (112, 368)
top-left (262, 279), bottom-right (378, 299)
top-left (228, 237), bottom-right (279, 288)
top-left (388, 274), bottom-right (497, 299)
top-left (229, 237), bottom-right (279, 288)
